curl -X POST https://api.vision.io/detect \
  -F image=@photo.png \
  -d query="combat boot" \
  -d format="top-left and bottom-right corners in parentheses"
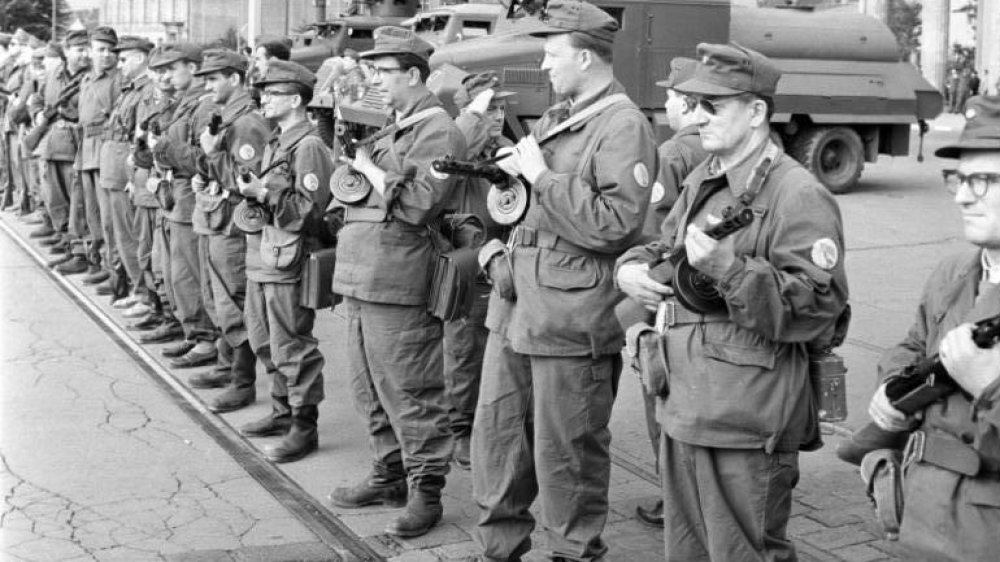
top-left (39, 233), bottom-right (61, 247)
top-left (188, 368), bottom-right (232, 389)
top-left (128, 312), bottom-right (166, 332)
top-left (385, 489), bottom-right (443, 538)
top-left (29, 225), bottom-right (54, 238)
top-left (240, 395), bottom-right (292, 437)
top-left (82, 266), bottom-right (110, 285)
top-left (56, 256), bottom-right (89, 275)
top-left (265, 405), bottom-right (318, 463)
top-left (209, 342), bottom-right (256, 412)
top-left (137, 320), bottom-right (184, 344)
top-left (46, 253), bottom-right (73, 268)
top-left (328, 471), bottom-right (408, 508)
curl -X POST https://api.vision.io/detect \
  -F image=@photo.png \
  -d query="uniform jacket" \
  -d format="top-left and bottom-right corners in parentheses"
top-left (642, 125), bottom-right (707, 242)
top-left (76, 67), bottom-right (122, 170)
top-left (34, 65), bottom-right (84, 162)
top-left (333, 91), bottom-right (467, 305)
top-left (878, 247), bottom-right (1000, 472)
top-left (617, 140), bottom-right (849, 452)
top-left (3, 63), bottom-right (28, 134)
top-left (133, 91), bottom-right (175, 209)
top-left (196, 89), bottom-right (269, 236)
top-left (486, 81), bottom-right (657, 357)
top-left (153, 83), bottom-right (215, 223)
top-left (246, 119), bottom-right (333, 283)
top-left (451, 110), bottom-right (514, 236)
top-left (100, 71), bottom-right (152, 190)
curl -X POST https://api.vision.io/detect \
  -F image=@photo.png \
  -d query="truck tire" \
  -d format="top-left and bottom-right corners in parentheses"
top-left (790, 126), bottom-right (863, 194)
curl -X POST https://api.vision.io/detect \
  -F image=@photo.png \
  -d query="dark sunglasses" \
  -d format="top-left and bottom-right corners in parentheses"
top-left (684, 93), bottom-right (753, 115)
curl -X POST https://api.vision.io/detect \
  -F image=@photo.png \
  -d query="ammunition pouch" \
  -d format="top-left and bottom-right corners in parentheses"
top-left (299, 247), bottom-right (340, 310)
top-left (428, 246), bottom-right (481, 321)
top-left (625, 323), bottom-right (669, 398)
top-left (260, 225), bottom-right (303, 271)
top-left (479, 238), bottom-right (514, 301)
top-left (861, 449), bottom-right (903, 540)
top-left (196, 190), bottom-right (231, 233)
top-left (156, 178), bottom-right (175, 211)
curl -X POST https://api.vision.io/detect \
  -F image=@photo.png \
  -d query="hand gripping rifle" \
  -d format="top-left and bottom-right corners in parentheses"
top-left (42, 75), bottom-right (84, 122)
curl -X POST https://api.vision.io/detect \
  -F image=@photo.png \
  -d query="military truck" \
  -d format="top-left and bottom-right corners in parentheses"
top-left (427, 0), bottom-right (943, 193)
top-left (402, 3), bottom-right (512, 47)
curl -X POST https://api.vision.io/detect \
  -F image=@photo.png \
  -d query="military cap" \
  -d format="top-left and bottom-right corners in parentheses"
top-left (91, 26), bottom-right (118, 46)
top-left (656, 57), bottom-right (698, 90)
top-left (255, 59), bottom-right (316, 90)
top-left (676, 42), bottom-right (782, 98)
top-left (521, 0), bottom-right (619, 44)
top-left (12, 28), bottom-right (33, 45)
top-left (194, 48), bottom-right (247, 75)
top-left (454, 71), bottom-right (515, 109)
top-left (45, 41), bottom-right (64, 59)
top-left (65, 29), bottom-right (90, 47)
top-left (148, 43), bottom-right (203, 68)
top-left (936, 96), bottom-right (1000, 158)
top-left (359, 26), bottom-right (434, 60)
top-left (0, 33), bottom-right (12, 48)
top-left (28, 35), bottom-right (44, 49)
top-left (255, 34), bottom-right (293, 50)
top-left (112, 35), bottom-right (154, 53)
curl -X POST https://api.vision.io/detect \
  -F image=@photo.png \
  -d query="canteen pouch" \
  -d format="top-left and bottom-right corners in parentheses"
top-left (626, 323), bottom-right (669, 398)
top-left (260, 225), bottom-right (303, 271)
top-left (861, 449), bottom-right (903, 540)
top-left (299, 248), bottom-right (340, 310)
top-left (428, 246), bottom-right (481, 321)
top-left (479, 238), bottom-right (515, 301)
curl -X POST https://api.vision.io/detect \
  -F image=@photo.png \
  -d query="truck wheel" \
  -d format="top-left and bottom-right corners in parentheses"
top-left (790, 126), bottom-right (863, 194)
top-left (315, 108), bottom-right (337, 149)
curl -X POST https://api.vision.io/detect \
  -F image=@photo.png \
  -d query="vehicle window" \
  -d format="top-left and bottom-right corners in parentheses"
top-left (461, 20), bottom-right (492, 39)
top-left (350, 28), bottom-right (373, 39)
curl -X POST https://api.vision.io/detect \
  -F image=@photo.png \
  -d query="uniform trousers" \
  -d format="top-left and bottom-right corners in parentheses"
top-left (472, 332), bottom-right (619, 561)
top-left (80, 170), bottom-right (105, 254)
top-left (442, 281), bottom-right (490, 437)
top-left (153, 211), bottom-right (172, 310)
top-left (108, 189), bottom-right (140, 288)
top-left (167, 221), bottom-right (214, 342)
top-left (897, 461), bottom-right (1000, 561)
top-left (66, 165), bottom-right (89, 246)
top-left (245, 279), bottom-right (324, 408)
top-left (659, 435), bottom-right (799, 562)
top-left (3, 132), bottom-right (23, 209)
top-left (42, 160), bottom-right (72, 234)
top-left (21, 154), bottom-right (40, 214)
top-left (343, 297), bottom-right (452, 490)
top-left (133, 204), bottom-right (158, 302)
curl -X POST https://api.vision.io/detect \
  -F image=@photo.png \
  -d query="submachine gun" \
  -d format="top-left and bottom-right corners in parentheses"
top-left (431, 154), bottom-right (529, 225)
top-left (840, 312), bottom-right (1000, 463)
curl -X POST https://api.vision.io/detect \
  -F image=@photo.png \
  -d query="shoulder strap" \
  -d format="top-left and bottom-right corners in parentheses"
top-left (358, 106), bottom-right (448, 147)
top-left (537, 93), bottom-right (631, 145)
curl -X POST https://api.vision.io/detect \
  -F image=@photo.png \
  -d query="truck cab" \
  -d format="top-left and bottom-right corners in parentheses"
top-left (403, 4), bottom-right (510, 47)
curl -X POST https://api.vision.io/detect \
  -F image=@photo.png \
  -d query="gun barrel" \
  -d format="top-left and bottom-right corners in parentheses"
top-left (432, 158), bottom-right (508, 184)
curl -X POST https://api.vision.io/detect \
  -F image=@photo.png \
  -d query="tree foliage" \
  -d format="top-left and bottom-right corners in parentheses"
top-left (888, 0), bottom-right (922, 61)
top-left (0, 0), bottom-right (72, 41)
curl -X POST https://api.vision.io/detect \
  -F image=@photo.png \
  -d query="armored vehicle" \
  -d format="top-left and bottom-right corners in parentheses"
top-left (427, 0), bottom-right (943, 193)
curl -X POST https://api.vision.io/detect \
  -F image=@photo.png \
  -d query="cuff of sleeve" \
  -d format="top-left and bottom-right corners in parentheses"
top-left (716, 256), bottom-right (747, 295)
top-left (531, 169), bottom-right (554, 192)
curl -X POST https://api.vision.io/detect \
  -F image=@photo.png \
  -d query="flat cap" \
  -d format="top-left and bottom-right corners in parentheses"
top-left (65, 29), bottom-right (90, 47)
top-left (28, 35), bottom-right (44, 50)
top-left (0, 33), bottom-right (12, 48)
top-left (936, 96), bottom-right (1000, 158)
top-left (454, 71), bottom-right (515, 109)
top-left (676, 42), bottom-right (781, 98)
top-left (359, 26), bottom-right (434, 60)
top-left (91, 26), bottom-right (118, 46)
top-left (148, 42), bottom-right (203, 68)
top-left (112, 35), bottom-right (154, 53)
top-left (521, 0), bottom-right (618, 44)
top-left (45, 41), bottom-right (64, 59)
top-left (194, 48), bottom-right (248, 75)
top-left (656, 57), bottom-right (698, 90)
top-left (255, 59), bottom-right (316, 90)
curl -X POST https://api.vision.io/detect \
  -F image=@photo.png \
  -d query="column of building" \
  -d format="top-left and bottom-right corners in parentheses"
top-left (921, 0), bottom-right (951, 91)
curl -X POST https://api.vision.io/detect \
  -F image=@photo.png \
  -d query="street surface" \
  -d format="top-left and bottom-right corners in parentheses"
top-left (0, 113), bottom-right (968, 561)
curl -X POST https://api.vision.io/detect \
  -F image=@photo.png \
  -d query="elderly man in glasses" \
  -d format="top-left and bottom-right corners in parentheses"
top-left (616, 42), bottom-right (849, 560)
top-left (856, 95), bottom-right (1000, 560)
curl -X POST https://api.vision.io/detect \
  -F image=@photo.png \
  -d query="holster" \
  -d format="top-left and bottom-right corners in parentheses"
top-left (625, 323), bottom-right (669, 398)
top-left (860, 449), bottom-right (904, 540)
top-left (299, 248), bottom-right (340, 310)
top-left (427, 246), bottom-right (481, 321)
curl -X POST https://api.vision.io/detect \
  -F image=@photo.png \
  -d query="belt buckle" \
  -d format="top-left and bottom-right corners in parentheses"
top-left (655, 300), bottom-right (676, 333)
top-left (902, 430), bottom-right (926, 471)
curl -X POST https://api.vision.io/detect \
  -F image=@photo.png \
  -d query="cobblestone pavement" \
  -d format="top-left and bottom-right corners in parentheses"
top-left (0, 231), bottom-right (336, 562)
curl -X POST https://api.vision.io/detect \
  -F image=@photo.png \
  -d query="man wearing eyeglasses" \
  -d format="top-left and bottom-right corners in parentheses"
top-left (469, 2), bottom-right (657, 560)
top-left (860, 96), bottom-right (1000, 560)
top-left (328, 26), bottom-right (465, 539)
top-left (616, 43), bottom-right (849, 560)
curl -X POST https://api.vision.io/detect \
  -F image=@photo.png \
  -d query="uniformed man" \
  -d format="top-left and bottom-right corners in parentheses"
top-left (75, 26), bottom-right (121, 285)
top-left (143, 43), bottom-right (218, 370)
top-left (631, 55), bottom-right (707, 528)
top-left (469, 2), bottom-right (657, 560)
top-left (0, 33), bottom-right (12, 210)
top-left (327, 26), bottom-right (465, 538)
top-left (862, 95), bottom-right (1000, 560)
top-left (444, 72), bottom-right (515, 470)
top-left (235, 60), bottom-right (332, 463)
top-left (189, 48), bottom-right (273, 414)
top-left (45, 30), bottom-right (91, 274)
top-left (17, 44), bottom-right (47, 220)
top-left (2, 29), bottom-right (32, 212)
top-left (616, 43), bottom-right (849, 561)
top-left (250, 35), bottom-right (292, 85)
top-left (100, 35), bottom-right (155, 308)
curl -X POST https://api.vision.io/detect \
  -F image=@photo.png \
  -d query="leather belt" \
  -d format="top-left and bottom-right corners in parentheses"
top-left (508, 225), bottom-right (612, 260)
top-left (903, 430), bottom-right (1000, 478)
top-left (655, 299), bottom-right (729, 330)
top-left (83, 122), bottom-right (105, 137)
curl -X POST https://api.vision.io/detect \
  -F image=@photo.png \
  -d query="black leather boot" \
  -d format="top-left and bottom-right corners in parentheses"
top-left (240, 395), bottom-right (292, 437)
top-left (385, 485), bottom-right (444, 538)
top-left (210, 342), bottom-right (256, 413)
top-left (265, 405), bottom-right (318, 463)
top-left (328, 463), bottom-right (408, 508)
